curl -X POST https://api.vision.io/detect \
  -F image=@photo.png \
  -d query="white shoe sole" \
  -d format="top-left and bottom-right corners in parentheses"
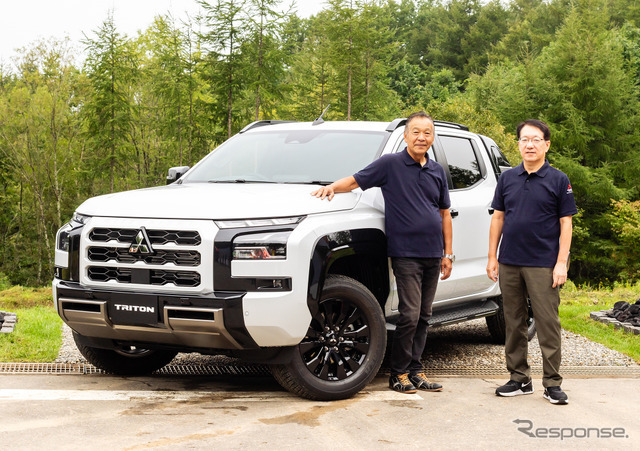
top-left (496, 384), bottom-right (534, 397)
top-left (543, 393), bottom-right (568, 404)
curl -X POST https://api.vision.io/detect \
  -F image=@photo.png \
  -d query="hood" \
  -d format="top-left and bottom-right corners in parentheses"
top-left (76, 183), bottom-right (360, 220)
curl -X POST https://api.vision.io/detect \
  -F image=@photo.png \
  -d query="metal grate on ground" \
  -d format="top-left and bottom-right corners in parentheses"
top-left (0, 363), bottom-right (102, 374)
top-left (1, 362), bottom-right (639, 377)
top-left (0, 362), bottom-right (271, 376)
top-left (419, 365), bottom-right (640, 377)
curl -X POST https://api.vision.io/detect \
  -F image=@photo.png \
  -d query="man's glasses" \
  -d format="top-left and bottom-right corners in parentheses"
top-left (518, 137), bottom-right (546, 145)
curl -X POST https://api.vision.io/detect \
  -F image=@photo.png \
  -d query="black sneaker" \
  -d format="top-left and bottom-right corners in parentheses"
top-left (543, 386), bottom-right (568, 405)
top-left (409, 372), bottom-right (443, 392)
top-left (495, 379), bottom-right (534, 397)
top-left (389, 373), bottom-right (417, 394)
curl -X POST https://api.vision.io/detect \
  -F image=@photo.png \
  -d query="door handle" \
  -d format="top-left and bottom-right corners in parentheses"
top-left (450, 209), bottom-right (459, 218)
top-left (488, 208), bottom-right (495, 215)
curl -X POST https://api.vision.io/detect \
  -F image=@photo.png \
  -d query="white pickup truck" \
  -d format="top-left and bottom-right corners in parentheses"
top-left (53, 118), bottom-right (534, 400)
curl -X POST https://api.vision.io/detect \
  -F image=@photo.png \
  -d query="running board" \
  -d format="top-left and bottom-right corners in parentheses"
top-left (429, 299), bottom-right (500, 327)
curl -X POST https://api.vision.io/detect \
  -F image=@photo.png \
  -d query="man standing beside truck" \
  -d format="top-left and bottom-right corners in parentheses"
top-left (487, 119), bottom-right (577, 405)
top-left (312, 111), bottom-right (453, 394)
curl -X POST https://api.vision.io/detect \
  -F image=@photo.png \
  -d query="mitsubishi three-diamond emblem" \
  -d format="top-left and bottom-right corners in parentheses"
top-left (129, 227), bottom-right (154, 255)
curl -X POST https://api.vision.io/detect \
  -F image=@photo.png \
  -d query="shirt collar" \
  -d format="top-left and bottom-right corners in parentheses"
top-left (516, 159), bottom-right (550, 177)
top-left (401, 147), bottom-right (431, 168)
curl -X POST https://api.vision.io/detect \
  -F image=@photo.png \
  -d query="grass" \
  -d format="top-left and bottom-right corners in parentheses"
top-left (0, 285), bottom-right (62, 362)
top-left (559, 281), bottom-right (640, 363)
top-left (0, 282), bottom-right (639, 363)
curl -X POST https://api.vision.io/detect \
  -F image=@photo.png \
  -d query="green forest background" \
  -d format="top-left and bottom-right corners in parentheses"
top-left (1, 0), bottom-right (640, 287)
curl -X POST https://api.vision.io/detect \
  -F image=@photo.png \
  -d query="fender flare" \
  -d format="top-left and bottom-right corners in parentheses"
top-left (307, 228), bottom-right (388, 313)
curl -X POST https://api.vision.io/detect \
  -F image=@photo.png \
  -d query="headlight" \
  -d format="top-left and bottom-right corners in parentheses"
top-left (56, 213), bottom-right (91, 251)
top-left (55, 212), bottom-right (91, 281)
top-left (56, 223), bottom-right (73, 251)
top-left (232, 231), bottom-right (290, 260)
top-left (215, 216), bottom-right (304, 229)
top-left (72, 212), bottom-right (91, 225)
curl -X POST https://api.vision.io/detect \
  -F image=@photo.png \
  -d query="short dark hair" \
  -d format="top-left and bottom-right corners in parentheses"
top-left (517, 119), bottom-right (550, 141)
top-left (405, 111), bottom-right (434, 132)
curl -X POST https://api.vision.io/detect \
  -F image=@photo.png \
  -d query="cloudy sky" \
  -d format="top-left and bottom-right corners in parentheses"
top-left (0, 0), bottom-right (326, 63)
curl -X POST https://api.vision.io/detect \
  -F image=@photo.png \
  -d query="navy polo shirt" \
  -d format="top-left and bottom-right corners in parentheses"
top-left (354, 148), bottom-right (450, 258)
top-left (491, 160), bottom-right (578, 267)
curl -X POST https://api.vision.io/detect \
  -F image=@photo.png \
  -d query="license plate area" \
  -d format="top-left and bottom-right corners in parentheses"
top-left (108, 294), bottom-right (159, 326)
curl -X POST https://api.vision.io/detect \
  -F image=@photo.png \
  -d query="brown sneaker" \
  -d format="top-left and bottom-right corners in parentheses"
top-left (409, 372), bottom-right (443, 391)
top-left (389, 373), bottom-right (417, 394)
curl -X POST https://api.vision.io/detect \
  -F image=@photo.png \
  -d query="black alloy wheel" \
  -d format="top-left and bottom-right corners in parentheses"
top-left (299, 296), bottom-right (371, 381)
top-left (270, 275), bottom-right (386, 400)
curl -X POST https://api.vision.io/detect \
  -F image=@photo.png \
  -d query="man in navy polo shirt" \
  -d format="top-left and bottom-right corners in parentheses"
top-left (487, 119), bottom-right (577, 405)
top-left (312, 111), bottom-right (453, 394)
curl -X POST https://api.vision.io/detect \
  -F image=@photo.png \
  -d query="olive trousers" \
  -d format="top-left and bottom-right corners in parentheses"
top-left (499, 264), bottom-right (563, 388)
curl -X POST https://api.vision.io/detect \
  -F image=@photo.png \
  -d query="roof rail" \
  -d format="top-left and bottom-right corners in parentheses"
top-left (386, 118), bottom-right (405, 132)
top-left (385, 118), bottom-right (469, 132)
top-left (434, 120), bottom-right (469, 131)
top-left (239, 120), bottom-right (297, 133)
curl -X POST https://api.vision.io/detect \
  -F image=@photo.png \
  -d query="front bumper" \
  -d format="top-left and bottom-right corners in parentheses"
top-left (54, 280), bottom-right (257, 350)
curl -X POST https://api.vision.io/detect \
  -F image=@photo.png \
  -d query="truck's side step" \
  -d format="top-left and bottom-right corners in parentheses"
top-left (429, 299), bottom-right (500, 328)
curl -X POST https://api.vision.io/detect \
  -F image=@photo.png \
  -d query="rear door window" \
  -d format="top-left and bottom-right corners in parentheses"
top-left (438, 135), bottom-right (484, 189)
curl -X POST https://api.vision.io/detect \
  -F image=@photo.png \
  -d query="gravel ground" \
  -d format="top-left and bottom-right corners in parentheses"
top-left (56, 318), bottom-right (638, 368)
top-left (423, 318), bottom-right (638, 368)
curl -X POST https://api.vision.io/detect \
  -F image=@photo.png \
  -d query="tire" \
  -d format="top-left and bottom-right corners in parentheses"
top-left (73, 332), bottom-right (178, 375)
top-left (486, 296), bottom-right (536, 344)
top-left (271, 275), bottom-right (386, 401)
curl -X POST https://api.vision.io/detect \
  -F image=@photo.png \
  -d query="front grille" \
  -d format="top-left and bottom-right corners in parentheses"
top-left (89, 228), bottom-right (201, 245)
top-left (87, 267), bottom-right (201, 287)
top-left (84, 224), bottom-right (208, 289)
top-left (88, 247), bottom-right (201, 266)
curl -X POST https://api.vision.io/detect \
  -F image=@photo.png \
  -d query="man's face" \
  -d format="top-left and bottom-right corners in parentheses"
top-left (404, 117), bottom-right (435, 159)
top-left (518, 124), bottom-right (550, 165)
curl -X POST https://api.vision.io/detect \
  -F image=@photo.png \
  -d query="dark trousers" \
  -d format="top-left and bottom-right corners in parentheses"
top-left (499, 264), bottom-right (563, 388)
top-left (390, 257), bottom-right (441, 375)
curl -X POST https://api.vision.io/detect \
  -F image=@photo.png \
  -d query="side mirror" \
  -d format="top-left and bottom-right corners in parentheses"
top-left (166, 166), bottom-right (190, 184)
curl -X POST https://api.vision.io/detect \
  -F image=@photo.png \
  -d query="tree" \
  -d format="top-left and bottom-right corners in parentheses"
top-left (280, 14), bottom-right (339, 120)
top-left (0, 39), bottom-right (81, 284)
top-left (82, 14), bottom-right (139, 193)
top-left (243, 0), bottom-right (290, 120)
top-left (352, 0), bottom-right (400, 120)
top-left (324, 0), bottom-right (360, 120)
top-left (135, 15), bottom-right (196, 186)
top-left (199, 0), bottom-right (248, 138)
top-left (489, 0), bottom-right (569, 64)
top-left (408, 0), bottom-right (509, 82)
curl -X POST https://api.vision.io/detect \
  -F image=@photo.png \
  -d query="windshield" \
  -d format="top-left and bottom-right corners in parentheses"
top-left (183, 129), bottom-right (388, 184)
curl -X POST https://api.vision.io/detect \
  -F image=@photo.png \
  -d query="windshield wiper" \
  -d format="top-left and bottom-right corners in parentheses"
top-left (208, 179), bottom-right (276, 183)
top-left (281, 180), bottom-right (333, 185)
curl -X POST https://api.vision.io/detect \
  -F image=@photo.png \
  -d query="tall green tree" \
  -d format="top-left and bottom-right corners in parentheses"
top-left (199, 0), bottom-right (248, 138)
top-left (243, 0), bottom-right (289, 120)
top-left (353, 1), bottom-right (400, 120)
top-left (408, 0), bottom-right (509, 82)
top-left (143, 16), bottom-right (189, 166)
top-left (324, 0), bottom-right (360, 119)
top-left (0, 39), bottom-right (81, 284)
top-left (82, 14), bottom-right (139, 193)
top-left (281, 24), bottom-right (338, 120)
top-left (489, 0), bottom-right (569, 63)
